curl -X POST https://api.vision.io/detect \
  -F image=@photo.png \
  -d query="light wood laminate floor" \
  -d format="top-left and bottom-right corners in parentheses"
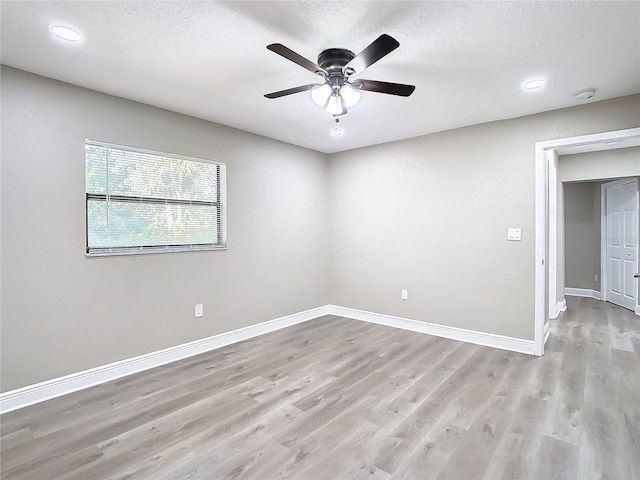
top-left (1, 297), bottom-right (639, 479)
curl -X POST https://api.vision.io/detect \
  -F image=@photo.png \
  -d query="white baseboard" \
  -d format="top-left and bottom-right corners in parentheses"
top-left (549, 300), bottom-right (567, 320)
top-left (565, 289), bottom-right (640, 315)
top-left (1, 304), bottom-right (539, 415)
top-left (326, 305), bottom-right (535, 356)
top-left (0, 305), bottom-right (330, 415)
top-left (565, 288), bottom-right (602, 300)
top-left (557, 300), bottom-right (567, 313)
top-left (550, 299), bottom-right (567, 319)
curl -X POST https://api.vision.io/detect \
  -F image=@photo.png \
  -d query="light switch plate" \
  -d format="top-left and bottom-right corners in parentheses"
top-left (507, 228), bottom-right (522, 241)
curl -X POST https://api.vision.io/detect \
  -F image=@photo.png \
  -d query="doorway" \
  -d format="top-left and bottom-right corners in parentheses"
top-left (562, 178), bottom-right (639, 312)
top-left (534, 127), bottom-right (640, 356)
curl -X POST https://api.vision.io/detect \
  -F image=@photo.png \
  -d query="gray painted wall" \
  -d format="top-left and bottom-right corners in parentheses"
top-left (559, 147), bottom-right (640, 183)
top-left (1, 67), bottom-right (330, 391)
top-left (564, 182), bottom-right (602, 291)
top-left (328, 96), bottom-right (640, 340)
top-left (2, 65), bottom-right (640, 392)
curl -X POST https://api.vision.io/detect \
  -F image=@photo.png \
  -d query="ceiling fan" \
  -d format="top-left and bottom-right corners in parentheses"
top-left (264, 34), bottom-right (415, 116)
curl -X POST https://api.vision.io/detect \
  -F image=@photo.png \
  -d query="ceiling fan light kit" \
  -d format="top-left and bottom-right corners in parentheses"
top-left (340, 84), bottom-right (361, 108)
top-left (265, 34), bottom-right (415, 117)
top-left (326, 93), bottom-right (346, 116)
top-left (311, 83), bottom-right (332, 106)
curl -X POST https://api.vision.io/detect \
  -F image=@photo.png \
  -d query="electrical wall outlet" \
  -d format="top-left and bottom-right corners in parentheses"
top-left (595, 274), bottom-right (598, 282)
top-left (195, 304), bottom-right (203, 317)
top-left (401, 289), bottom-right (408, 300)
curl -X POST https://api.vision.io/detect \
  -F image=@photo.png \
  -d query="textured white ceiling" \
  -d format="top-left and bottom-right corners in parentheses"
top-left (1, 1), bottom-right (639, 154)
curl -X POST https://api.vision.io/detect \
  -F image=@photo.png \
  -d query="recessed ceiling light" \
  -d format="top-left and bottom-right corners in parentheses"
top-left (330, 127), bottom-right (345, 137)
top-left (50, 25), bottom-right (82, 42)
top-left (522, 78), bottom-right (546, 90)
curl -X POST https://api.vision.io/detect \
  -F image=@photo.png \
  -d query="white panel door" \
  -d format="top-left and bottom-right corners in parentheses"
top-left (605, 179), bottom-right (638, 311)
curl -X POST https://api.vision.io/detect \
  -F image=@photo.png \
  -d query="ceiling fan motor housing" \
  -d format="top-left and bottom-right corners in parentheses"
top-left (318, 49), bottom-right (355, 74)
top-left (317, 48), bottom-right (356, 91)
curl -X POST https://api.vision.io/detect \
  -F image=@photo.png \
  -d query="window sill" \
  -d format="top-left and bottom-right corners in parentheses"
top-left (86, 245), bottom-right (227, 257)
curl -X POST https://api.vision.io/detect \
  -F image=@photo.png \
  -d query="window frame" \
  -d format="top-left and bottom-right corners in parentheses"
top-left (85, 139), bottom-right (227, 257)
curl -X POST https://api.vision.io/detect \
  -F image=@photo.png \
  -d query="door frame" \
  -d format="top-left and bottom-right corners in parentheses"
top-left (600, 177), bottom-right (639, 311)
top-left (548, 156), bottom-right (559, 320)
top-left (534, 127), bottom-right (640, 356)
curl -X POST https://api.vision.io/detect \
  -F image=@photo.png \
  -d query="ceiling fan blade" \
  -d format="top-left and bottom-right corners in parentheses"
top-left (267, 44), bottom-right (327, 76)
top-left (264, 83), bottom-right (322, 99)
top-left (344, 34), bottom-right (400, 74)
top-left (353, 79), bottom-right (415, 97)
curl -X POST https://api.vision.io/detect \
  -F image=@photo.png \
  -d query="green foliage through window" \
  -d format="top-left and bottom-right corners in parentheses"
top-left (85, 140), bottom-right (226, 255)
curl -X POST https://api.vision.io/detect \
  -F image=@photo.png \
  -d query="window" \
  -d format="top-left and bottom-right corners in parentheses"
top-left (85, 140), bottom-right (226, 256)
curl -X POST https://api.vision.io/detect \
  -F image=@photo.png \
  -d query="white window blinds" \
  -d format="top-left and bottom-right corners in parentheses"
top-left (85, 140), bottom-right (226, 256)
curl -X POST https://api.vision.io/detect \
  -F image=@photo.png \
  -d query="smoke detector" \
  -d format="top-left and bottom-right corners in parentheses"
top-left (574, 89), bottom-right (597, 100)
